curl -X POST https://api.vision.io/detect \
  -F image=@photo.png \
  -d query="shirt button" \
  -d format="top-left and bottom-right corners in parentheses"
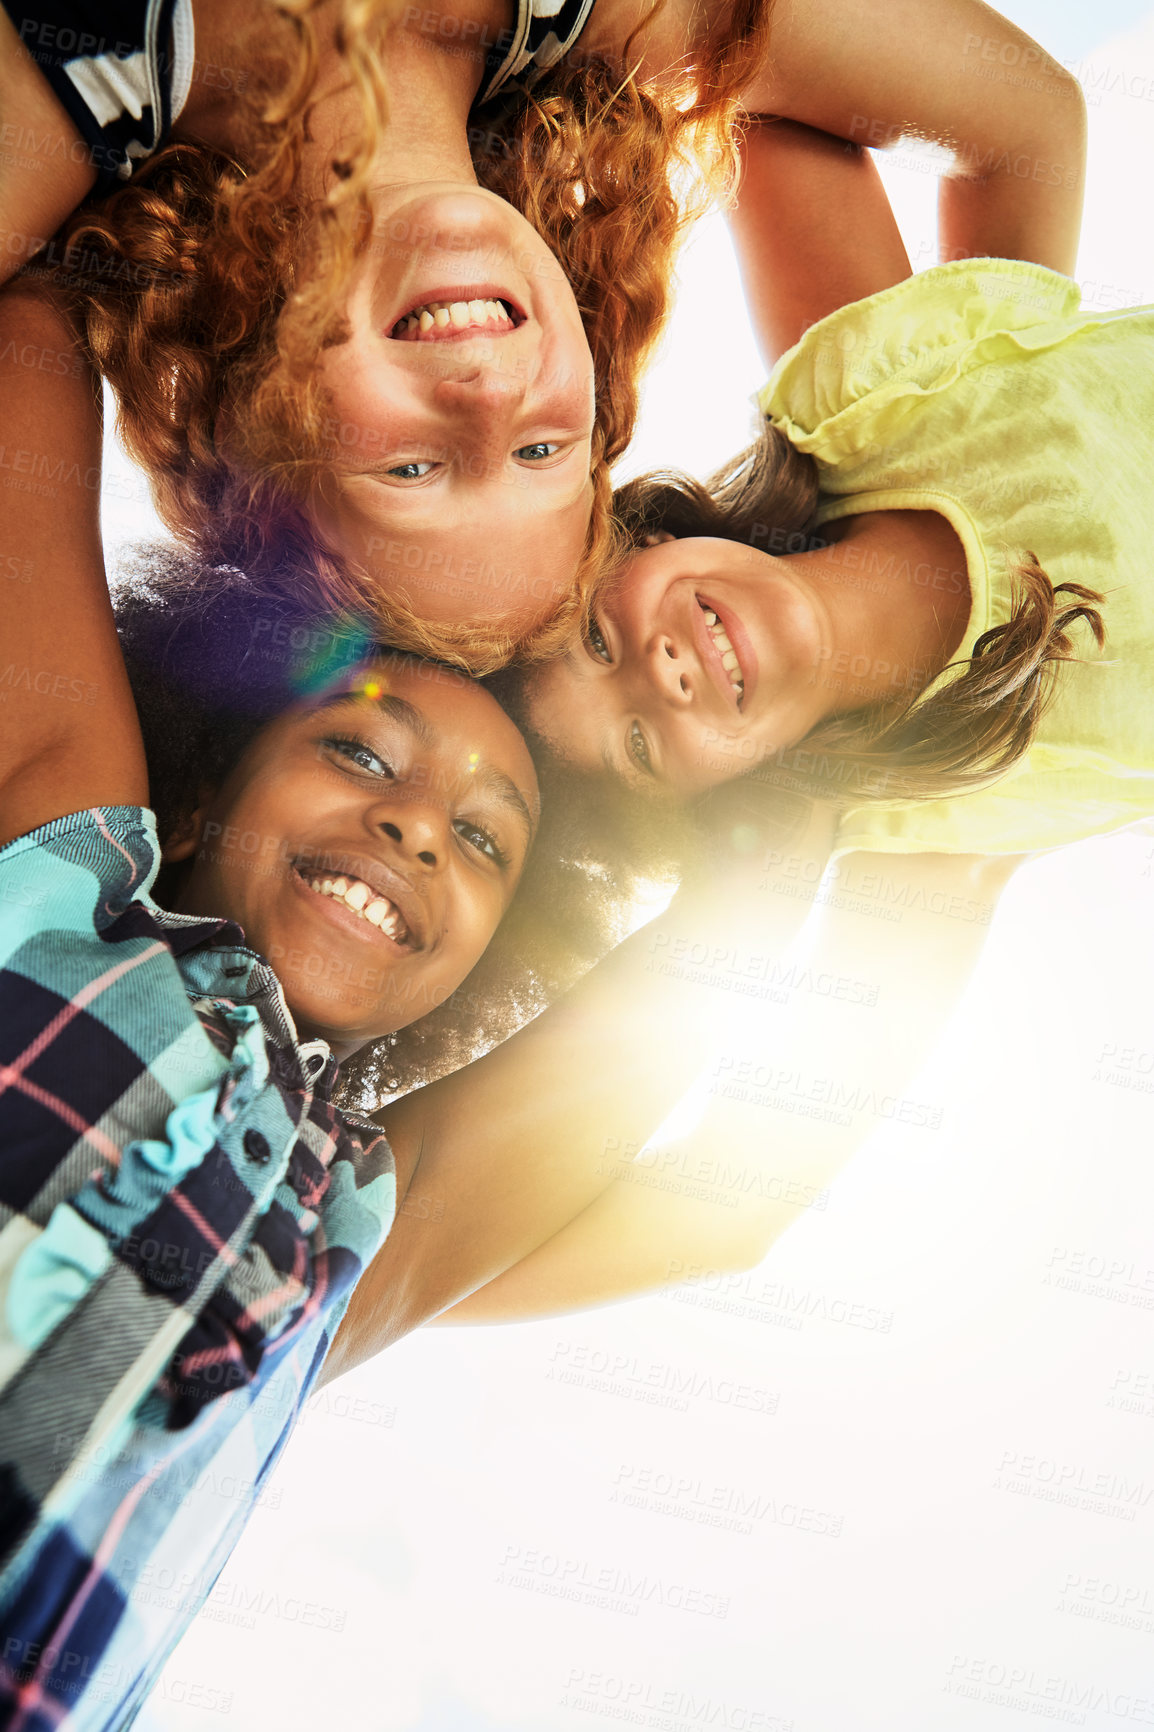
top-left (243, 1128), bottom-right (272, 1165)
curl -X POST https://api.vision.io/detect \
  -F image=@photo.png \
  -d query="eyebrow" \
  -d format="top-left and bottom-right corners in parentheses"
top-left (475, 766), bottom-right (537, 843)
top-left (322, 691), bottom-right (536, 841)
top-left (323, 691), bottom-right (436, 748)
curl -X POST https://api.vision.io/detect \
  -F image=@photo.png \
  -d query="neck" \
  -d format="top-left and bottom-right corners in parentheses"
top-left (294, 1017), bottom-right (362, 1064)
top-left (789, 510), bottom-right (972, 726)
top-left (182, 0), bottom-right (505, 183)
top-left (578, 0), bottom-right (702, 85)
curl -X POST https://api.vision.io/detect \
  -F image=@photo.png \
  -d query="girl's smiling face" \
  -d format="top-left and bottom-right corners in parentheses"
top-left (521, 536), bottom-right (832, 796)
top-left (314, 187), bottom-right (597, 642)
top-left (170, 658), bottom-right (539, 1054)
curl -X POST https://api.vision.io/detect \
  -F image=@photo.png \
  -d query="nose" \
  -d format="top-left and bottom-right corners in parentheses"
top-left (642, 630), bottom-right (695, 708)
top-left (368, 794), bottom-right (449, 872)
top-left (434, 367), bottom-right (528, 470)
top-left (434, 364), bottom-right (528, 434)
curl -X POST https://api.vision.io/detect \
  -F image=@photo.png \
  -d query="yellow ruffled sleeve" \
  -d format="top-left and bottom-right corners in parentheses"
top-left (759, 260), bottom-right (1085, 465)
top-left (754, 261), bottom-right (1154, 858)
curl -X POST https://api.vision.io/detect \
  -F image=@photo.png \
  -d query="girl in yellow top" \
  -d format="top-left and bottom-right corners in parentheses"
top-left (518, 119), bottom-right (1145, 866)
top-left (759, 255), bottom-right (1151, 859)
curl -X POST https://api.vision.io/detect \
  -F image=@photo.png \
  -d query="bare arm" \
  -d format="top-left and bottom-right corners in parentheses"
top-left (321, 798), bottom-right (840, 1380)
top-left (728, 117), bottom-right (912, 368)
top-left (0, 285), bottom-right (146, 844)
top-left (0, 10), bottom-right (97, 290)
top-left (739, 0), bottom-right (1086, 275)
top-left (430, 849), bottom-right (1022, 1323)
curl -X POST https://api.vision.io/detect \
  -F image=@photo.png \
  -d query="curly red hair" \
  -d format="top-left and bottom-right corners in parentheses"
top-left (43, 1), bottom-right (775, 672)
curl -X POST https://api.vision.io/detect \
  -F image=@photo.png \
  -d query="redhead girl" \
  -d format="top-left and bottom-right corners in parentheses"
top-left (0, 0), bottom-right (774, 671)
top-left (1, 1), bottom-right (1086, 671)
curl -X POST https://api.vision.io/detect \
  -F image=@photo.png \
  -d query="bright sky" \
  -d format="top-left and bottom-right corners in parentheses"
top-left (133, 9), bottom-right (1154, 1731)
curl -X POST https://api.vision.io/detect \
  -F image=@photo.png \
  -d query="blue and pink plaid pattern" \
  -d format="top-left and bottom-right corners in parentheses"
top-left (0, 806), bottom-right (395, 1729)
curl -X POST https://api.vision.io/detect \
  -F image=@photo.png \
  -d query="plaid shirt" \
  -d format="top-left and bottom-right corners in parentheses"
top-left (0, 807), bottom-right (396, 1730)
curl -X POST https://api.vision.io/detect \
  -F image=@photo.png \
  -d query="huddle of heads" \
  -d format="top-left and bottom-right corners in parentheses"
top-left (80, 10), bottom-right (783, 1090)
top-left (88, 3), bottom-right (1098, 1077)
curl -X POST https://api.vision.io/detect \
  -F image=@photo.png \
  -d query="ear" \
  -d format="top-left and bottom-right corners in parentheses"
top-left (642, 530), bottom-right (675, 547)
top-left (160, 786), bottom-right (216, 865)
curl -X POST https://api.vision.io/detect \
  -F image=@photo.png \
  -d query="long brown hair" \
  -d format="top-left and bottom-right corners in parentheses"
top-left (614, 421), bottom-right (1107, 805)
top-left (41, 1), bottom-right (777, 675)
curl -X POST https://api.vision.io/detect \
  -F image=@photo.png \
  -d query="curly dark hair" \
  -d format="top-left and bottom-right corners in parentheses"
top-left (112, 546), bottom-right (692, 1107)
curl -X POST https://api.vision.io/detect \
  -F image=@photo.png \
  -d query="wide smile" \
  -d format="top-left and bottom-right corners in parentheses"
top-left (695, 597), bottom-right (745, 710)
top-left (388, 289), bottom-right (525, 343)
top-left (289, 857), bottom-right (428, 953)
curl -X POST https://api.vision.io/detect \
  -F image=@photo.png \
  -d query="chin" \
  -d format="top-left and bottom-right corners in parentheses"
top-left (285, 987), bottom-right (382, 1047)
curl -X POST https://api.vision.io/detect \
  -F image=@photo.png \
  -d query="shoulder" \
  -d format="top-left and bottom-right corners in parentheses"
top-left (0, 804), bottom-right (160, 929)
top-left (759, 260), bottom-right (1083, 455)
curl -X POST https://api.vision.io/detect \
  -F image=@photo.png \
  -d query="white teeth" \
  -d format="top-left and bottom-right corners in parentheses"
top-left (301, 872), bottom-right (410, 942)
top-left (392, 298), bottom-right (514, 339)
top-left (699, 603), bottom-right (745, 704)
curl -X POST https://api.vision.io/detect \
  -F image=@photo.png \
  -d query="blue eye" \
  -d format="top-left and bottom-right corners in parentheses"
top-left (515, 443), bottom-right (559, 461)
top-left (386, 460), bottom-right (436, 480)
top-left (323, 736), bottom-right (393, 776)
top-left (628, 722), bottom-right (652, 774)
top-left (454, 820), bottom-right (509, 868)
